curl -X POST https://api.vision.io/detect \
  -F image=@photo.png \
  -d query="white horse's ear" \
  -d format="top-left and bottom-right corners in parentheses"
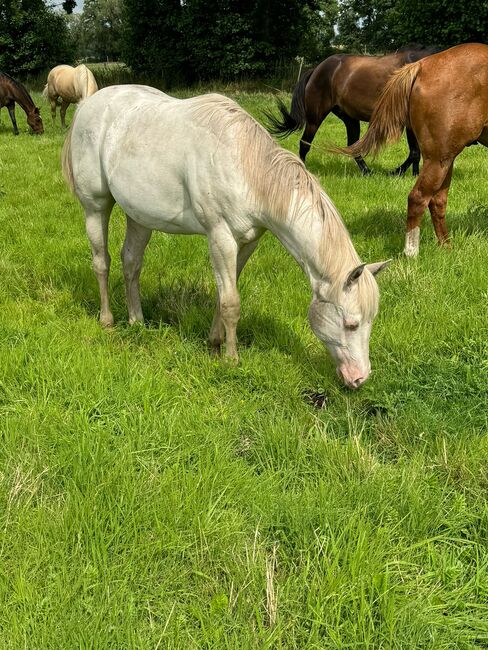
top-left (365, 259), bottom-right (392, 276)
top-left (345, 263), bottom-right (366, 287)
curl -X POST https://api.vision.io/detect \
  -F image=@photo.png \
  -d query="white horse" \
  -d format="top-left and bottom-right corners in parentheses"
top-left (44, 64), bottom-right (98, 128)
top-left (62, 85), bottom-right (390, 388)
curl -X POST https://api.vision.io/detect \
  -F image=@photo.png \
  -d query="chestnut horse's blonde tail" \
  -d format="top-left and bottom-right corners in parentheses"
top-left (332, 60), bottom-right (422, 159)
top-left (76, 64), bottom-right (98, 99)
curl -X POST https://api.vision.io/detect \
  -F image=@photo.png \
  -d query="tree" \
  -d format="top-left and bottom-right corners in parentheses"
top-left (0, 0), bottom-right (75, 76)
top-left (121, 0), bottom-right (339, 84)
top-left (79, 0), bottom-right (124, 61)
top-left (335, 0), bottom-right (488, 53)
top-left (122, 0), bottom-right (183, 83)
top-left (392, 0), bottom-right (488, 48)
top-left (299, 0), bottom-right (339, 62)
top-left (62, 0), bottom-right (76, 12)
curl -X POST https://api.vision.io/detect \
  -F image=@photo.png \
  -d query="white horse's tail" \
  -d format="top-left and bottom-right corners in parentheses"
top-left (77, 64), bottom-right (98, 99)
top-left (62, 110), bottom-right (78, 193)
top-left (42, 83), bottom-right (49, 99)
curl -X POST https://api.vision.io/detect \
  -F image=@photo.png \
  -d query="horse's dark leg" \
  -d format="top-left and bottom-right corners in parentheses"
top-left (408, 130), bottom-right (421, 176)
top-left (7, 102), bottom-right (19, 135)
top-left (300, 122), bottom-right (321, 162)
top-left (390, 129), bottom-right (421, 177)
top-left (60, 100), bottom-right (70, 129)
top-left (342, 115), bottom-right (371, 176)
top-left (50, 96), bottom-right (58, 125)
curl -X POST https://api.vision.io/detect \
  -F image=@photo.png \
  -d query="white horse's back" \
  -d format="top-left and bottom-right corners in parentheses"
top-left (68, 85), bottom-right (252, 234)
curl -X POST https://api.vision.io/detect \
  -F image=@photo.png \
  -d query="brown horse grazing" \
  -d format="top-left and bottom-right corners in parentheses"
top-left (43, 64), bottom-right (98, 128)
top-left (337, 43), bottom-right (488, 256)
top-left (0, 71), bottom-right (43, 135)
top-left (266, 45), bottom-right (439, 176)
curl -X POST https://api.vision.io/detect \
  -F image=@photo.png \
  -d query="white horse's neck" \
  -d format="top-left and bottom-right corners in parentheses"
top-left (263, 194), bottom-right (359, 296)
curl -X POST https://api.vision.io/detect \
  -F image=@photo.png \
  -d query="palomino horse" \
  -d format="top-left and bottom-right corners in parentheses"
top-left (0, 71), bottom-right (43, 135)
top-left (44, 64), bottom-right (98, 128)
top-left (337, 43), bottom-right (488, 256)
top-left (62, 85), bottom-right (390, 388)
top-left (266, 45), bottom-right (439, 175)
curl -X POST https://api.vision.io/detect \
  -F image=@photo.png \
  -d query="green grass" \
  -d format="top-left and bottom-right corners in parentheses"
top-left (0, 90), bottom-right (487, 648)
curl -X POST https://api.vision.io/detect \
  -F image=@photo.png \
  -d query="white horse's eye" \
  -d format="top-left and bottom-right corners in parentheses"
top-left (344, 320), bottom-right (359, 331)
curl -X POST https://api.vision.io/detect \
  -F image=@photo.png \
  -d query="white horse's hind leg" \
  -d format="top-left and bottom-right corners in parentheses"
top-left (85, 204), bottom-right (114, 327)
top-left (121, 215), bottom-right (152, 324)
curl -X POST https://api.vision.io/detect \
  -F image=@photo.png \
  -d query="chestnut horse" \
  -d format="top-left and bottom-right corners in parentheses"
top-left (337, 43), bottom-right (488, 256)
top-left (266, 45), bottom-right (439, 176)
top-left (0, 71), bottom-right (43, 135)
top-left (44, 64), bottom-right (98, 128)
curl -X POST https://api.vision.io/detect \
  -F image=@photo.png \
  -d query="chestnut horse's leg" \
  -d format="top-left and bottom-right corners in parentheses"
top-left (404, 158), bottom-right (453, 256)
top-left (342, 115), bottom-right (371, 176)
top-left (428, 162), bottom-right (453, 248)
top-left (208, 238), bottom-right (260, 356)
top-left (391, 129), bottom-right (421, 177)
top-left (121, 215), bottom-right (152, 324)
top-left (7, 102), bottom-right (19, 135)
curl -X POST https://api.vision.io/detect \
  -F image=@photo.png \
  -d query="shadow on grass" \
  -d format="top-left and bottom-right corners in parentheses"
top-left (70, 274), bottom-right (310, 362)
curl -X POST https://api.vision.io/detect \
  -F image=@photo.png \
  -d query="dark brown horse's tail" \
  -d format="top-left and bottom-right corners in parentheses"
top-left (264, 69), bottom-right (314, 138)
top-left (333, 60), bottom-right (422, 158)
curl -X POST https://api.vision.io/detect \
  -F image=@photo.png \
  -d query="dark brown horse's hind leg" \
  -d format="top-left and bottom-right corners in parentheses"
top-left (342, 115), bottom-right (371, 175)
top-left (390, 129), bottom-right (421, 177)
top-left (300, 122), bottom-right (321, 162)
top-left (7, 102), bottom-right (19, 135)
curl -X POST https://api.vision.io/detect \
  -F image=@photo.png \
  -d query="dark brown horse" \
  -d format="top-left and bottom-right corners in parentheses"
top-left (337, 43), bottom-right (488, 256)
top-left (266, 45), bottom-right (439, 176)
top-left (0, 71), bottom-right (43, 135)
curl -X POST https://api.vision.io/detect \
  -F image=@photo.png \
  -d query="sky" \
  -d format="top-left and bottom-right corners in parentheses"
top-left (75, 0), bottom-right (84, 11)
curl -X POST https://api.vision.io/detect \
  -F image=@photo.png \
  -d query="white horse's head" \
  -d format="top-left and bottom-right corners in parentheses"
top-left (308, 261), bottom-right (390, 389)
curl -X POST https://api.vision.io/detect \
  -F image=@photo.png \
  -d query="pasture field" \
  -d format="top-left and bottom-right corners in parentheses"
top-left (0, 89), bottom-right (487, 649)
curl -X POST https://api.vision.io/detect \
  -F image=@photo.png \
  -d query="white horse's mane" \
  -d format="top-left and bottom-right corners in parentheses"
top-left (188, 94), bottom-right (379, 318)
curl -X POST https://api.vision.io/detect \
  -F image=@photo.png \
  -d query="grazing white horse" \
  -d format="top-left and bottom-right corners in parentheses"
top-left (63, 85), bottom-right (390, 388)
top-left (44, 64), bottom-right (98, 128)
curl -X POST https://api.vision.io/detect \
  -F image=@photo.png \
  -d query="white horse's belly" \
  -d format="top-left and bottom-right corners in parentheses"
top-left (110, 177), bottom-right (206, 235)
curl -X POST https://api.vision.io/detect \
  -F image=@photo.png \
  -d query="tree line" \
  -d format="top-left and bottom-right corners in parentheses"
top-left (1, 0), bottom-right (487, 83)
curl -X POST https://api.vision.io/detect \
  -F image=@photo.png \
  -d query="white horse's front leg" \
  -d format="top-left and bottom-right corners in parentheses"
top-left (208, 229), bottom-right (241, 362)
top-left (208, 239), bottom-right (260, 356)
top-left (121, 215), bottom-right (152, 325)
